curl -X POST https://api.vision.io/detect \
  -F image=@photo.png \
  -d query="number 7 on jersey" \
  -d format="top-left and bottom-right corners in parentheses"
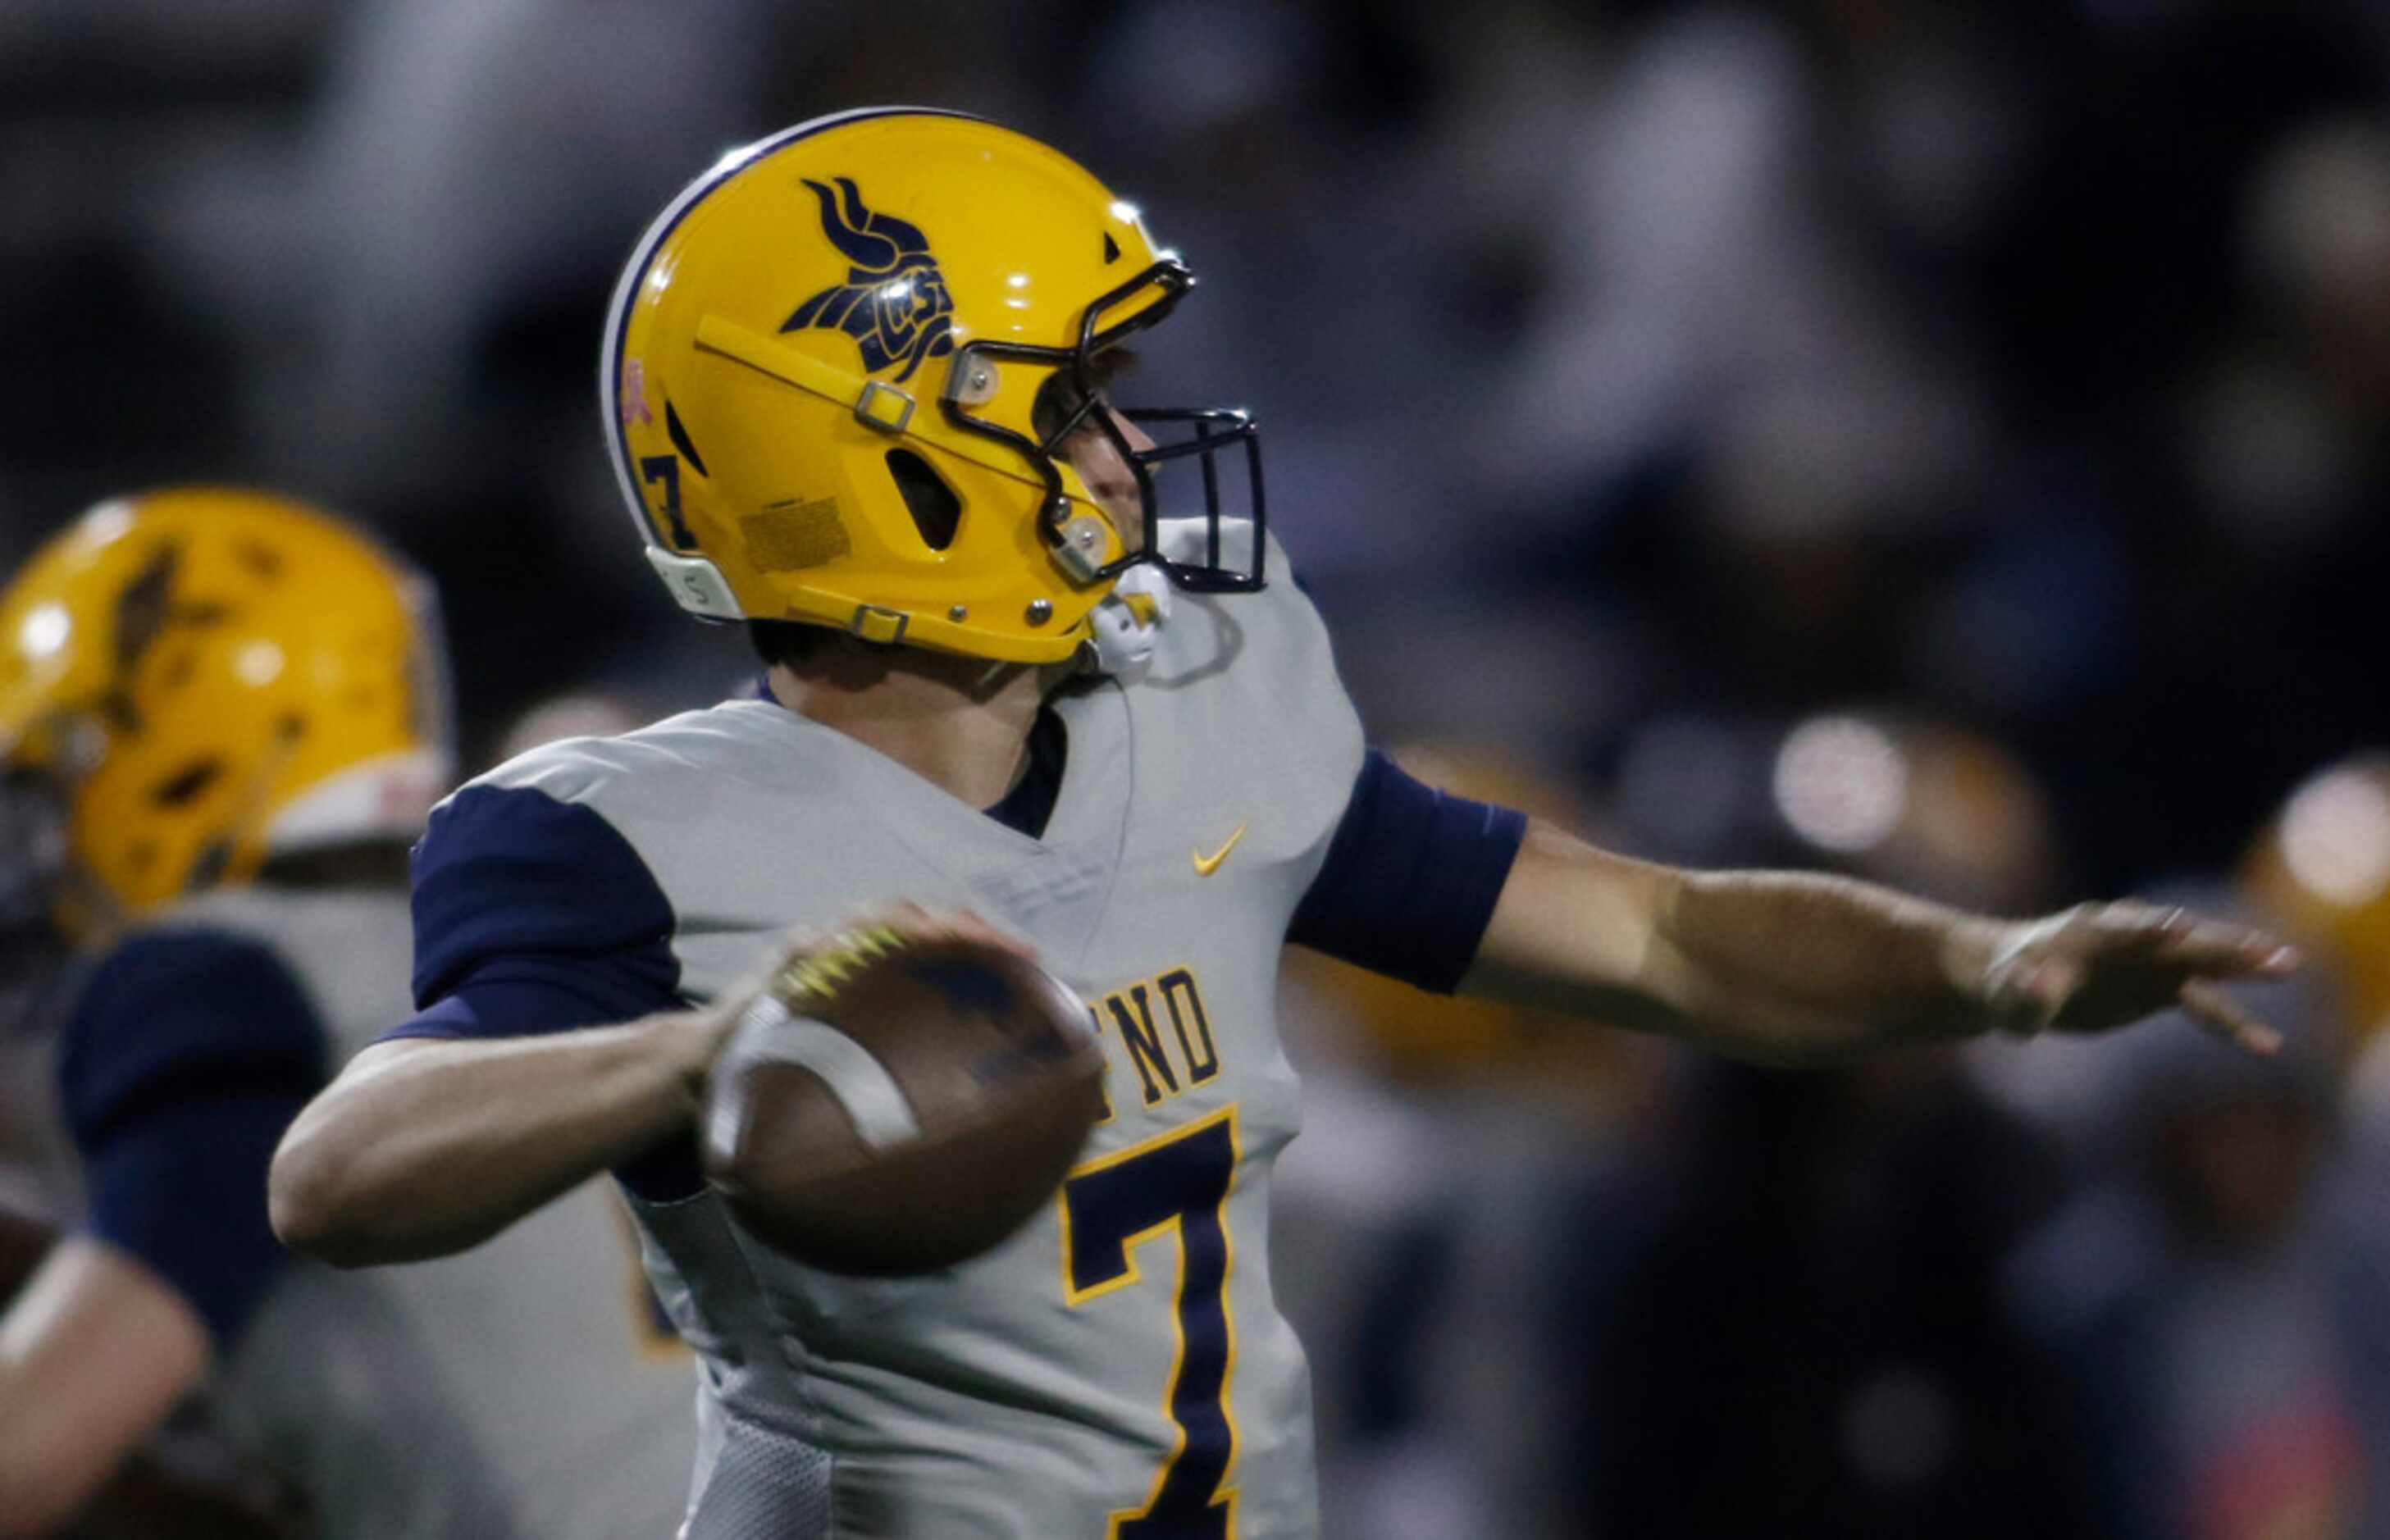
top-left (1059, 1106), bottom-right (1240, 1540)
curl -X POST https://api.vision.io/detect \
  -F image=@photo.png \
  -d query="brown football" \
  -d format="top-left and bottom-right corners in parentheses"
top-left (701, 936), bottom-right (1106, 1276)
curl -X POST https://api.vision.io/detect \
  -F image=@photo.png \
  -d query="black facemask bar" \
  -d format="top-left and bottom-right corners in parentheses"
top-left (939, 258), bottom-right (1267, 595)
top-left (1112, 407), bottom-right (1266, 592)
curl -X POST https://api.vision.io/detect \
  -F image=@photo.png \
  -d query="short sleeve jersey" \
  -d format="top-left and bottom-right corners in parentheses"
top-left (400, 538), bottom-right (1523, 1539)
top-left (61, 883), bottom-right (700, 1540)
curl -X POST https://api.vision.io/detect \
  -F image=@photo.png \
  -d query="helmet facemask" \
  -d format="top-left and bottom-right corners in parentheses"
top-left (939, 260), bottom-right (1267, 598)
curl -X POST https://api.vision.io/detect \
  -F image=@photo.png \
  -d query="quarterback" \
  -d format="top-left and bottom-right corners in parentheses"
top-left (271, 110), bottom-right (2289, 1538)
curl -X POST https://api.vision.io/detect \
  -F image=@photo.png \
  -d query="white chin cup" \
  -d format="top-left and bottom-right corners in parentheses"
top-left (1087, 563), bottom-right (1174, 677)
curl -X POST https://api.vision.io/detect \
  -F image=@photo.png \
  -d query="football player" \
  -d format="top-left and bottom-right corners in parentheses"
top-left (269, 111), bottom-right (2293, 1538)
top-left (0, 491), bottom-right (696, 1538)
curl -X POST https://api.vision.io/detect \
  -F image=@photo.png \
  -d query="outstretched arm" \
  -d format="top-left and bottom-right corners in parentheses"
top-left (1462, 819), bottom-right (2291, 1064)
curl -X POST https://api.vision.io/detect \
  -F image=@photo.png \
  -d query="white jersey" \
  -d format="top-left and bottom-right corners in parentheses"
top-left (166, 883), bottom-right (702, 1538)
top-left (418, 537), bottom-right (1366, 1537)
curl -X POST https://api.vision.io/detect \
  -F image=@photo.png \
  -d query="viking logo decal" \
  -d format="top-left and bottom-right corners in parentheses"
top-left (782, 177), bottom-right (956, 383)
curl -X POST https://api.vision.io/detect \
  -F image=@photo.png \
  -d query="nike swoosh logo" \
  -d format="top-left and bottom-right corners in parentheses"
top-left (1192, 822), bottom-right (1247, 877)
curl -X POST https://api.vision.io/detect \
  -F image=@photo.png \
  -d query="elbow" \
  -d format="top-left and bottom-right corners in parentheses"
top-left (267, 1116), bottom-right (380, 1269)
top-left (264, 1128), bottom-right (337, 1261)
top-left (267, 1109), bottom-right (486, 1269)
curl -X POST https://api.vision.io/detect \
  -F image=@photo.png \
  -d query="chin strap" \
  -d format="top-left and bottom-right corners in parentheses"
top-left (1086, 563), bottom-right (1174, 678)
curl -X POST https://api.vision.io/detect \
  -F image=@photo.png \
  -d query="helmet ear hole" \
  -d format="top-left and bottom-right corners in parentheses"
top-left (885, 449), bottom-right (960, 552)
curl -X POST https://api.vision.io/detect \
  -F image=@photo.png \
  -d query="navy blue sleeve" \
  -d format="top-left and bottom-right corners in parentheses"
top-left (392, 783), bottom-right (685, 1037)
top-left (1286, 750), bottom-right (1530, 993)
top-left (59, 929), bottom-right (326, 1346)
top-left (390, 782), bottom-right (698, 1200)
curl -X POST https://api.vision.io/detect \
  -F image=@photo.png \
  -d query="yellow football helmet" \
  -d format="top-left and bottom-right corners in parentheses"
top-left (602, 107), bottom-right (1265, 665)
top-left (0, 489), bottom-right (450, 939)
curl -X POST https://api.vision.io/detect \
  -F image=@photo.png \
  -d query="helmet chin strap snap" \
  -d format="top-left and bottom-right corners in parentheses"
top-left (1085, 564), bottom-right (1174, 677)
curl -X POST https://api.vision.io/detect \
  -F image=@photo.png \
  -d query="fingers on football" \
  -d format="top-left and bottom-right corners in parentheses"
top-left (2179, 979), bottom-right (2285, 1057)
top-left (719, 923), bottom-right (824, 1003)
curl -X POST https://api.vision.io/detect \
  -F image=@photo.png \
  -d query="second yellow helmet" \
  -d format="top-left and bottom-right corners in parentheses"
top-left (0, 489), bottom-right (450, 933)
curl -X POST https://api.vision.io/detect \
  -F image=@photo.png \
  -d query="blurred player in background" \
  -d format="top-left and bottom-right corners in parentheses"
top-left (0, 491), bottom-right (696, 1538)
top-left (272, 112), bottom-right (2296, 1538)
top-left (2008, 896), bottom-right (2390, 1540)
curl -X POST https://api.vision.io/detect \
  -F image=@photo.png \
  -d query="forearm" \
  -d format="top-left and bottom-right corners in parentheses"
top-left (0, 1241), bottom-right (210, 1538)
top-left (269, 1010), bottom-right (717, 1267)
top-left (1463, 822), bottom-right (2004, 1063)
top-left (1641, 868), bottom-right (2005, 1059)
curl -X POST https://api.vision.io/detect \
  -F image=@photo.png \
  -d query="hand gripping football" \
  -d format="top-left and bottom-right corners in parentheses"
top-left (701, 928), bottom-right (1106, 1275)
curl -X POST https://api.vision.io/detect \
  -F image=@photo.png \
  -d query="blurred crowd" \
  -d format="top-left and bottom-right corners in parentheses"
top-left (5, 0), bottom-right (2390, 1536)
top-left (1279, 739), bottom-right (2390, 1539)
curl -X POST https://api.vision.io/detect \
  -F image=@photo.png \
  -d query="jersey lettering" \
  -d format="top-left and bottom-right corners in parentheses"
top-left (1095, 966), bottom-right (1222, 1109)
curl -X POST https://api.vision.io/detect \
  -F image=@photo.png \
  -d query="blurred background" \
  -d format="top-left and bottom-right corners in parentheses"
top-left (4, 0), bottom-right (2389, 1536)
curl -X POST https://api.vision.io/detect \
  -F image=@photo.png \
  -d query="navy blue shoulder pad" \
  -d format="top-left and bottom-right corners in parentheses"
top-left (61, 927), bottom-right (326, 1345)
top-left (408, 783), bottom-right (682, 1021)
top-left (62, 927), bottom-right (325, 1147)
